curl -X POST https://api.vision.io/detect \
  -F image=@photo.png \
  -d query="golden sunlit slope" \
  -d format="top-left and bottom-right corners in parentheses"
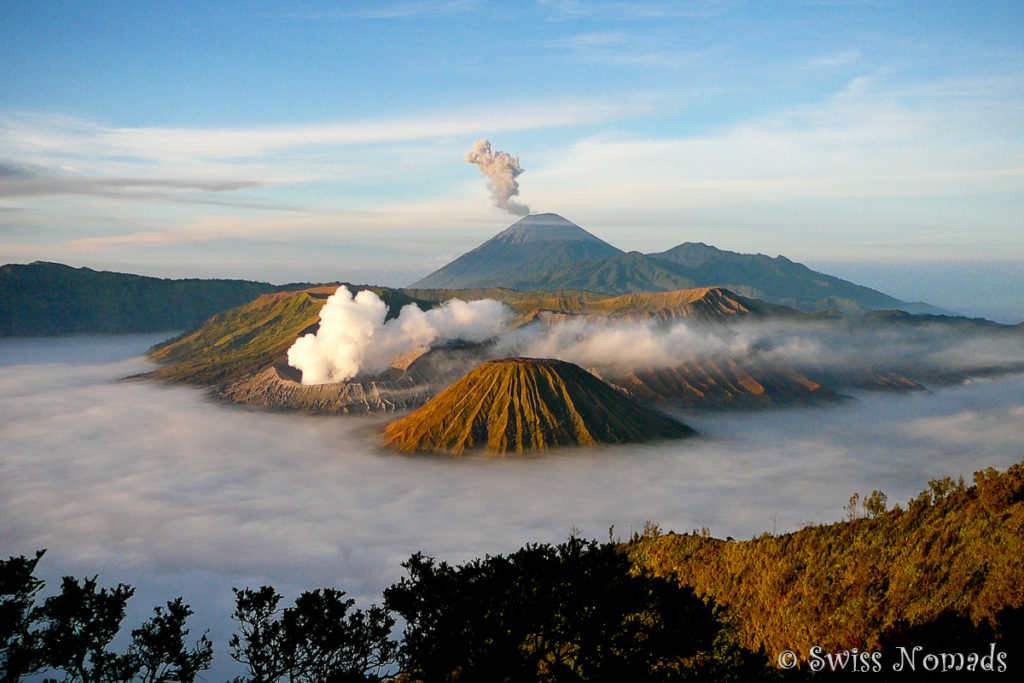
top-left (628, 461), bottom-right (1024, 660)
top-left (143, 285), bottom-right (430, 385)
top-left (383, 357), bottom-right (695, 455)
top-left (605, 358), bottom-right (839, 409)
top-left (572, 287), bottom-right (801, 321)
top-left (144, 285), bottom-right (784, 387)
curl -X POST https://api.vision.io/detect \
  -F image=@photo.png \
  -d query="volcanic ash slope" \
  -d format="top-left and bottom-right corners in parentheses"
top-left (382, 357), bottom-right (695, 455)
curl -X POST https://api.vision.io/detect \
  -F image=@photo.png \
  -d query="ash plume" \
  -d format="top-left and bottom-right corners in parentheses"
top-left (465, 139), bottom-right (530, 216)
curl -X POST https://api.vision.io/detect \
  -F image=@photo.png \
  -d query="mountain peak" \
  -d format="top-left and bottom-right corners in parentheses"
top-left (409, 214), bottom-right (622, 289)
top-left (382, 357), bottom-right (694, 455)
top-left (493, 213), bottom-right (609, 245)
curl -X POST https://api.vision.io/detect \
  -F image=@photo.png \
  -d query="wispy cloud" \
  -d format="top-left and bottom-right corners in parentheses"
top-left (0, 163), bottom-right (264, 199)
top-left (539, 0), bottom-right (734, 21)
top-left (807, 48), bottom-right (862, 68)
top-left (543, 31), bottom-right (714, 68)
top-left (0, 99), bottom-right (637, 206)
top-left (277, 0), bottom-right (481, 20)
top-left (525, 74), bottom-right (1024, 210)
top-left (1, 102), bottom-right (624, 164)
top-left (65, 231), bottom-right (181, 250)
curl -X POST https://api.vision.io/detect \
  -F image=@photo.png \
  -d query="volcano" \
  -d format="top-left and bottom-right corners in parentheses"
top-left (382, 357), bottom-right (694, 455)
top-left (410, 213), bottom-right (948, 314)
top-left (410, 213), bottom-right (623, 289)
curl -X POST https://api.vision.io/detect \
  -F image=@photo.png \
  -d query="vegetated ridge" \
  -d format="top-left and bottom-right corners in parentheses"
top-left (412, 213), bottom-right (947, 314)
top-left (143, 284), bottom-right (851, 414)
top-left (142, 281), bottom-right (1022, 415)
top-left (143, 284), bottom-right (780, 387)
top-left (0, 261), bottom-right (308, 337)
top-left (382, 357), bottom-right (695, 454)
top-left (145, 285), bottom-right (431, 385)
top-left (627, 461), bottom-right (1024, 662)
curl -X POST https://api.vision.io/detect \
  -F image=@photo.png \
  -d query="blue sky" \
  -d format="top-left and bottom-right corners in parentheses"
top-left (1, 1), bottom-right (1022, 317)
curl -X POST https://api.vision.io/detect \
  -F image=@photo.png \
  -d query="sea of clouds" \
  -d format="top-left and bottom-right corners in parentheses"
top-left (2, 334), bottom-right (1023, 677)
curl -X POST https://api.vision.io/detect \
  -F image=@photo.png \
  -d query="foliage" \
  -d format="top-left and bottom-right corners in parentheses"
top-left (0, 552), bottom-right (211, 683)
top-left (627, 461), bottom-right (1024, 663)
top-left (10, 462), bottom-right (1024, 680)
top-left (1, 550), bottom-right (46, 681)
top-left (384, 536), bottom-right (736, 682)
top-left (227, 586), bottom-right (396, 683)
top-left (144, 286), bottom-right (436, 385)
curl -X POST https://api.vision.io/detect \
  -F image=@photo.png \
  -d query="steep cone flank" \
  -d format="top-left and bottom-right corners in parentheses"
top-left (383, 357), bottom-right (694, 455)
top-left (409, 214), bottom-right (623, 289)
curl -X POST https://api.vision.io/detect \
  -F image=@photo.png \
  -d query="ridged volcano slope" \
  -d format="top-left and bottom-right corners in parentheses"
top-left (383, 358), bottom-right (694, 455)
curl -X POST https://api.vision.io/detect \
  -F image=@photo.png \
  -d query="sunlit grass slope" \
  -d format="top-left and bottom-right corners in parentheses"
top-left (145, 286), bottom-right (775, 386)
top-left (628, 461), bottom-right (1024, 659)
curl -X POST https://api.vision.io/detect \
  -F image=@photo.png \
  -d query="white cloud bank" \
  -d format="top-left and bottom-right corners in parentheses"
top-left (2, 335), bottom-right (1024, 678)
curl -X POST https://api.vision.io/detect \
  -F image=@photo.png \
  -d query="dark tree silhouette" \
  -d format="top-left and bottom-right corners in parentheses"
top-left (228, 586), bottom-right (396, 683)
top-left (384, 537), bottom-right (724, 682)
top-left (1, 550), bottom-right (46, 681)
top-left (129, 598), bottom-right (213, 683)
top-left (37, 575), bottom-right (138, 682)
top-left (0, 551), bottom-right (211, 683)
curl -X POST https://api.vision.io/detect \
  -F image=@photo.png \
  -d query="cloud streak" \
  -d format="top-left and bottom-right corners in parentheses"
top-left (0, 102), bottom-right (631, 168)
top-left (0, 161), bottom-right (264, 199)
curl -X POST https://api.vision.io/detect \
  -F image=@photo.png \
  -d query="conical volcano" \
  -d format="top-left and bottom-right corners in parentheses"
top-left (382, 357), bottom-right (694, 455)
top-left (410, 214), bottom-right (623, 289)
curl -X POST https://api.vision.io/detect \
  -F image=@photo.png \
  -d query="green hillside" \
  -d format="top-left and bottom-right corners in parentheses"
top-left (144, 284), bottom-right (433, 385)
top-left (647, 243), bottom-right (912, 311)
top-left (143, 286), bottom-right (799, 388)
top-left (0, 261), bottom-right (303, 337)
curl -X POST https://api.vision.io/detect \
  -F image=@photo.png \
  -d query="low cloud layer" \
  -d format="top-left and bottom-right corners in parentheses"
top-left (494, 314), bottom-right (1024, 380)
top-left (3, 336), bottom-right (1024, 677)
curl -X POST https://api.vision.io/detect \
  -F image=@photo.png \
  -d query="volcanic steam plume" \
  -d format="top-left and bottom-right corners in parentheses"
top-left (287, 286), bottom-right (510, 385)
top-left (465, 139), bottom-right (530, 216)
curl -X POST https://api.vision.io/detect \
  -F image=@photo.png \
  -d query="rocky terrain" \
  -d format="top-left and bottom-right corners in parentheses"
top-left (382, 357), bottom-right (695, 455)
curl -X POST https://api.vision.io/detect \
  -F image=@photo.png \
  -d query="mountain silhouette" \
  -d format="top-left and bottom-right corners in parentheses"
top-left (411, 214), bottom-right (623, 289)
top-left (411, 214), bottom-right (946, 314)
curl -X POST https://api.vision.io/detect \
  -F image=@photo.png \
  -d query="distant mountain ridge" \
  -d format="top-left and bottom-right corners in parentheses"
top-left (412, 214), bottom-right (947, 314)
top-left (0, 261), bottom-right (308, 337)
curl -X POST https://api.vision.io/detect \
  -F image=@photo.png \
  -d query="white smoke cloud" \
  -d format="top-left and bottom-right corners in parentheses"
top-left (495, 315), bottom-right (1024, 376)
top-left (284, 291), bottom-right (1024, 388)
top-left (465, 139), bottom-right (530, 216)
top-left (496, 317), bottom-right (750, 370)
top-left (287, 286), bottom-right (511, 384)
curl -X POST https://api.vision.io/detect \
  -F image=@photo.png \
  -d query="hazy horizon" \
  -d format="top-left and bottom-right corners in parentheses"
top-left (2, 2), bottom-right (1022, 302)
top-left (6, 226), bottom-right (1024, 325)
